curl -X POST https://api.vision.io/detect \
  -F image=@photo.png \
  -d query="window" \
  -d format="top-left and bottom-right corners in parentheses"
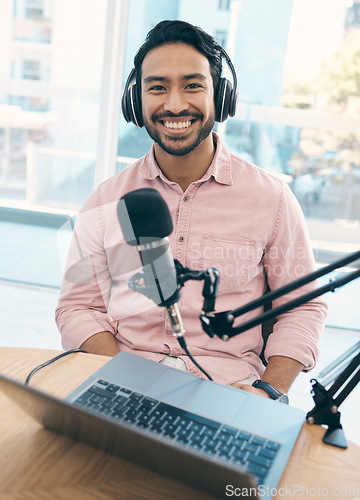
top-left (215, 30), bottom-right (228, 47)
top-left (22, 59), bottom-right (41, 80)
top-left (25, 0), bottom-right (44, 19)
top-left (1, 0), bottom-right (107, 208)
top-left (218, 0), bottom-right (231, 11)
top-left (12, 0), bottom-right (52, 43)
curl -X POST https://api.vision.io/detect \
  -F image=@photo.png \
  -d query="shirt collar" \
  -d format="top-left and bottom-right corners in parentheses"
top-left (138, 132), bottom-right (233, 186)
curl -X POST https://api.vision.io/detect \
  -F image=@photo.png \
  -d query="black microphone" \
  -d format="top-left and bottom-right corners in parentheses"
top-left (117, 188), bottom-right (185, 337)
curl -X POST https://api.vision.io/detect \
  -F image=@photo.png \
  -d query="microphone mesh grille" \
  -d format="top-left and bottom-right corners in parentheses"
top-left (118, 188), bottom-right (173, 245)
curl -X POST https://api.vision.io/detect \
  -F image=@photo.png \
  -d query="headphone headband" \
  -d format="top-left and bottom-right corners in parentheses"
top-left (121, 44), bottom-right (238, 127)
top-left (219, 46), bottom-right (238, 104)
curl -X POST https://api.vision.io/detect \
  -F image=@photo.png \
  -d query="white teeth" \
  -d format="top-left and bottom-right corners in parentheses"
top-left (163, 120), bottom-right (192, 129)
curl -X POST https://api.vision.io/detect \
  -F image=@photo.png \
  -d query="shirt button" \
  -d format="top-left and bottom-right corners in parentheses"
top-left (178, 236), bottom-right (184, 242)
top-left (183, 196), bottom-right (189, 202)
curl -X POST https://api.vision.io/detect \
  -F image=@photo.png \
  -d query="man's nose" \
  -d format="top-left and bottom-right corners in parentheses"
top-left (163, 89), bottom-right (189, 114)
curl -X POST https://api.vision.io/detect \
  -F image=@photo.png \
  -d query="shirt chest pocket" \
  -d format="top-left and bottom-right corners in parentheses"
top-left (199, 234), bottom-right (263, 294)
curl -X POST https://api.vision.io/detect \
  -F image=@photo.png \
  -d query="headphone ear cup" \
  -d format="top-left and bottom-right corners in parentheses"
top-left (215, 78), bottom-right (232, 123)
top-left (228, 86), bottom-right (238, 118)
top-left (121, 78), bottom-right (144, 127)
top-left (130, 83), bottom-right (143, 128)
top-left (121, 86), bottom-right (132, 123)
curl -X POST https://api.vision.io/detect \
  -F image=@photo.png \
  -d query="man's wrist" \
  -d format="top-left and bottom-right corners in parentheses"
top-left (252, 380), bottom-right (289, 404)
top-left (260, 355), bottom-right (304, 395)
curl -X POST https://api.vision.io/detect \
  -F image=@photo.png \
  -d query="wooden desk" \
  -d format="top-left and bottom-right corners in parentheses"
top-left (0, 347), bottom-right (359, 499)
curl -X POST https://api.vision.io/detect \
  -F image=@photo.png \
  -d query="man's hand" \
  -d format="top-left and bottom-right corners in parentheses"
top-left (230, 382), bottom-right (272, 398)
top-left (230, 355), bottom-right (305, 398)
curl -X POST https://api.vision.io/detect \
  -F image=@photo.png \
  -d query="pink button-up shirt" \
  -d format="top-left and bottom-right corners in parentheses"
top-left (56, 133), bottom-right (327, 385)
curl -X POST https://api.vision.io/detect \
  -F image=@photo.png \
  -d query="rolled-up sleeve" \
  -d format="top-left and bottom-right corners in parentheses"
top-left (263, 183), bottom-right (328, 371)
top-left (55, 187), bottom-right (117, 350)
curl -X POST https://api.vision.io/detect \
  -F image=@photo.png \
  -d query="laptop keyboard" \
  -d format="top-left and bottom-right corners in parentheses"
top-left (73, 378), bottom-right (281, 484)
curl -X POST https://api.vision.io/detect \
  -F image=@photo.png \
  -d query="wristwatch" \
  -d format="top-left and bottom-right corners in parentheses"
top-left (252, 379), bottom-right (289, 404)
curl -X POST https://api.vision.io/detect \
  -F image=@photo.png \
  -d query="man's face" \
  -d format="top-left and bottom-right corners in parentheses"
top-left (141, 43), bottom-right (215, 156)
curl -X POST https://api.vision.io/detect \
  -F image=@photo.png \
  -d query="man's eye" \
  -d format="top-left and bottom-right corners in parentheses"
top-left (149, 85), bottom-right (165, 91)
top-left (187, 83), bottom-right (201, 89)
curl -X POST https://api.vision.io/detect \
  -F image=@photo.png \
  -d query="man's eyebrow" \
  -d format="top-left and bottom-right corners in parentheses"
top-left (183, 73), bottom-right (207, 81)
top-left (143, 76), bottom-right (167, 84)
top-left (143, 73), bottom-right (208, 84)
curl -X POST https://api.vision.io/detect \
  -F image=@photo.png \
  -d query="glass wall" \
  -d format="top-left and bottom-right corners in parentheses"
top-left (0, 0), bottom-right (106, 209)
top-left (0, 0), bottom-right (359, 347)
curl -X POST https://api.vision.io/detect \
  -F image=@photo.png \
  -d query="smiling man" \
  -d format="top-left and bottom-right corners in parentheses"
top-left (140, 38), bottom-right (217, 191)
top-left (56, 21), bottom-right (327, 401)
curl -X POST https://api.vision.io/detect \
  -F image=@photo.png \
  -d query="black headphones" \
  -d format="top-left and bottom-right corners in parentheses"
top-left (121, 45), bottom-right (238, 128)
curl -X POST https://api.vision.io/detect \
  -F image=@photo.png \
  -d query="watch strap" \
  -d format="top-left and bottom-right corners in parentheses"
top-left (252, 379), bottom-right (282, 400)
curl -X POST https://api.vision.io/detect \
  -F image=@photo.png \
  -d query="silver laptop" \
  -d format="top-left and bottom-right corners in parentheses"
top-left (0, 352), bottom-right (305, 499)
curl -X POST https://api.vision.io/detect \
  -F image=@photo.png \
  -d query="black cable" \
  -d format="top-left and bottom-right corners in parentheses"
top-left (176, 336), bottom-right (213, 381)
top-left (25, 343), bottom-right (213, 384)
top-left (24, 349), bottom-right (88, 385)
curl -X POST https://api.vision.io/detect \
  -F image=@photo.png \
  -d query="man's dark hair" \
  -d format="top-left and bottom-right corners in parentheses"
top-left (134, 20), bottom-right (223, 97)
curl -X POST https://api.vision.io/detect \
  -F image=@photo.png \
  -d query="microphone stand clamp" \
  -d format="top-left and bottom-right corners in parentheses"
top-left (306, 342), bottom-right (360, 449)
